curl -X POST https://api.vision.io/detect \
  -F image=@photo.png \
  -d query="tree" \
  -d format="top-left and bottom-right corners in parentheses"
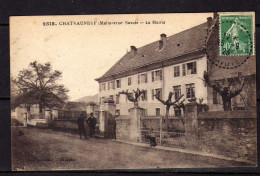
top-left (203, 71), bottom-right (245, 111)
top-left (155, 91), bottom-right (184, 131)
top-left (119, 88), bottom-right (145, 108)
top-left (13, 61), bottom-right (69, 114)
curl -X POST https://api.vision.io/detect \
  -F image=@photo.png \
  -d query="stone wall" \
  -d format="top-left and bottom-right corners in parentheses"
top-left (52, 119), bottom-right (90, 134)
top-left (197, 110), bottom-right (257, 163)
top-left (115, 116), bottom-right (131, 141)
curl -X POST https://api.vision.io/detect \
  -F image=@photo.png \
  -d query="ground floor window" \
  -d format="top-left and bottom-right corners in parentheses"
top-left (155, 108), bottom-right (160, 116)
top-left (115, 109), bottom-right (120, 116)
top-left (186, 83), bottom-right (195, 98)
top-left (174, 107), bottom-right (181, 117)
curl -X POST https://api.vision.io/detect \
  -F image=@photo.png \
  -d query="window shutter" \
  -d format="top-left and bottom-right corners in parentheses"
top-left (193, 62), bottom-right (197, 74)
top-left (160, 70), bottom-right (163, 80)
top-left (145, 74), bottom-right (147, 83)
top-left (152, 71), bottom-right (154, 82)
top-left (182, 64), bottom-right (186, 76)
top-left (152, 89), bottom-right (154, 100)
top-left (138, 75), bottom-right (140, 84)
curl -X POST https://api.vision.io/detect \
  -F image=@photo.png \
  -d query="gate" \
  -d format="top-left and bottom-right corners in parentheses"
top-left (140, 116), bottom-right (185, 148)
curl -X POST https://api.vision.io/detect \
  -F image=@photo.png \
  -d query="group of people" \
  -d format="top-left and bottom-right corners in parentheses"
top-left (77, 112), bottom-right (97, 139)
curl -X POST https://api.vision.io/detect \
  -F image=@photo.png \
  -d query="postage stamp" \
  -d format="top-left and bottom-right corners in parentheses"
top-left (219, 13), bottom-right (254, 56)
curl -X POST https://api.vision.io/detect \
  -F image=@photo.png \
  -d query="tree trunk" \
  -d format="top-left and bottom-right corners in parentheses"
top-left (222, 97), bottom-right (232, 111)
top-left (165, 106), bottom-right (170, 131)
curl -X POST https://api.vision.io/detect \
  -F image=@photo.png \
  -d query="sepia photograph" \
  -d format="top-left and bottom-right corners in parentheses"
top-left (10, 12), bottom-right (256, 170)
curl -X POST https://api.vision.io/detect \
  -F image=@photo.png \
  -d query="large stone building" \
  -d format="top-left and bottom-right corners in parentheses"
top-left (95, 14), bottom-right (256, 117)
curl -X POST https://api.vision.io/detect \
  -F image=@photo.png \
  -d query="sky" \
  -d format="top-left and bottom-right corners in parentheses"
top-left (10, 13), bottom-right (212, 101)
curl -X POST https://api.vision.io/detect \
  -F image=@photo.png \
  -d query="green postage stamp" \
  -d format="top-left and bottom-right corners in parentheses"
top-left (220, 13), bottom-right (254, 56)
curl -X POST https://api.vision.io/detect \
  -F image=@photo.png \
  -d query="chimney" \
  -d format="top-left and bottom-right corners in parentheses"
top-left (159, 33), bottom-right (167, 50)
top-left (213, 12), bottom-right (218, 19)
top-left (207, 17), bottom-right (213, 28)
top-left (160, 33), bottom-right (167, 40)
top-left (130, 45), bottom-right (137, 53)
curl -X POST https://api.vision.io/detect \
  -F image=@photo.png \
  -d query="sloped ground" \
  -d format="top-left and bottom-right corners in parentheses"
top-left (11, 127), bottom-right (248, 171)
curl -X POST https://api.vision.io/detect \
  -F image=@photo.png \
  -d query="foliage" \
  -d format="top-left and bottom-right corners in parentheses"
top-left (12, 61), bottom-right (69, 112)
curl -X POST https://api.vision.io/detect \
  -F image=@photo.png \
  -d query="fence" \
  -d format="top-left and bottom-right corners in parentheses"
top-left (140, 116), bottom-right (185, 148)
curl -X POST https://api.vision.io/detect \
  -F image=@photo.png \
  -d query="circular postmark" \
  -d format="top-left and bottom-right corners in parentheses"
top-left (205, 14), bottom-right (254, 69)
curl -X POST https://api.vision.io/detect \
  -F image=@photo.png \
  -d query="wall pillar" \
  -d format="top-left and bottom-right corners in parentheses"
top-left (52, 107), bottom-right (59, 121)
top-left (45, 108), bottom-right (52, 125)
top-left (129, 107), bottom-right (144, 142)
top-left (23, 113), bottom-right (27, 127)
top-left (185, 102), bottom-right (200, 150)
top-left (99, 100), bottom-right (115, 137)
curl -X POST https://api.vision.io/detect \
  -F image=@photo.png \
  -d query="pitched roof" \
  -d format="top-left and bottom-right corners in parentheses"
top-left (96, 22), bottom-right (208, 81)
top-left (62, 101), bottom-right (87, 111)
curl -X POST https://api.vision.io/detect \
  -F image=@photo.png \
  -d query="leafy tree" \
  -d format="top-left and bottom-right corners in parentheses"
top-left (12, 61), bottom-right (69, 114)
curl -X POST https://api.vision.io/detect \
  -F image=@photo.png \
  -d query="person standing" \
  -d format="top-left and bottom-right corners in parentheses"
top-left (87, 113), bottom-right (96, 138)
top-left (77, 114), bottom-right (87, 139)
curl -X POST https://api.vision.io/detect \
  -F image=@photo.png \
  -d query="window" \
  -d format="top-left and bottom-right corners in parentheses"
top-left (152, 70), bottom-right (163, 82)
top-left (213, 90), bottom-right (221, 104)
top-left (101, 97), bottom-right (105, 104)
top-left (155, 88), bottom-right (162, 99)
top-left (156, 108), bottom-right (160, 116)
top-left (173, 85), bottom-right (181, 100)
top-left (116, 110), bottom-right (120, 116)
top-left (174, 107), bottom-right (182, 117)
top-left (186, 62), bottom-right (197, 75)
top-left (174, 66), bottom-right (180, 77)
top-left (139, 73), bottom-right (147, 84)
top-left (109, 95), bottom-right (114, 101)
top-left (101, 83), bottom-right (106, 91)
top-left (186, 83), bottom-right (195, 98)
top-left (116, 79), bottom-right (121, 88)
top-left (116, 94), bottom-right (120, 104)
top-left (182, 64), bottom-right (186, 76)
top-left (141, 90), bottom-right (147, 101)
top-left (128, 77), bottom-right (132, 86)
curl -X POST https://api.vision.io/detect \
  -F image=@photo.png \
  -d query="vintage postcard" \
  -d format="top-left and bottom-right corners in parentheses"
top-left (10, 12), bottom-right (256, 171)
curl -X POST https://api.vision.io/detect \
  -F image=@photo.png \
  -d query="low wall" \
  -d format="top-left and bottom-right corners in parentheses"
top-left (198, 110), bottom-right (257, 163)
top-left (141, 116), bottom-right (184, 132)
top-left (115, 116), bottom-right (131, 141)
top-left (52, 119), bottom-right (90, 134)
top-left (27, 119), bottom-right (47, 126)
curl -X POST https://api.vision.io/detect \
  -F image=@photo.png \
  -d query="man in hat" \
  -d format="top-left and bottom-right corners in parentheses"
top-left (77, 113), bottom-right (87, 139)
top-left (87, 113), bottom-right (96, 138)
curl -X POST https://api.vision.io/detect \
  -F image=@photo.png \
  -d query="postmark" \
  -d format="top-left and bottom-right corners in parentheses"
top-left (219, 14), bottom-right (254, 56)
top-left (205, 12), bottom-right (255, 69)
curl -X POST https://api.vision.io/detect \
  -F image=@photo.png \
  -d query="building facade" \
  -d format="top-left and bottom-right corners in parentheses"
top-left (95, 14), bottom-right (256, 117)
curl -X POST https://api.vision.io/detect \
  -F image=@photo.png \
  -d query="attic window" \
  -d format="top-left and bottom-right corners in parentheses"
top-left (177, 43), bottom-right (182, 47)
top-left (142, 55), bottom-right (145, 57)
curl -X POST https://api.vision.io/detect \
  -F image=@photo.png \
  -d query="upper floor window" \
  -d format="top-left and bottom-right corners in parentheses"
top-left (186, 83), bottom-right (195, 98)
top-left (101, 97), bottom-right (105, 104)
top-left (101, 83), bottom-right (106, 91)
top-left (116, 79), bottom-right (121, 88)
top-left (186, 62), bottom-right (197, 75)
top-left (138, 73), bottom-right (147, 84)
top-left (174, 66), bottom-right (180, 77)
top-left (116, 94), bottom-right (120, 104)
top-left (156, 108), bottom-right (161, 116)
top-left (173, 85), bottom-right (181, 100)
top-left (152, 69), bottom-right (163, 82)
top-left (141, 90), bottom-right (147, 101)
top-left (128, 77), bottom-right (132, 86)
top-left (155, 88), bottom-right (162, 99)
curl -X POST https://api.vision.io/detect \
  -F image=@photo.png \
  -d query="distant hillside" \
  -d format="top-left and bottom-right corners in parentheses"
top-left (75, 94), bottom-right (98, 103)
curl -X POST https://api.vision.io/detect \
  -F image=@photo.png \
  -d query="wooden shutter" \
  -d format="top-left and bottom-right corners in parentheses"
top-left (145, 74), bottom-right (147, 83)
top-left (152, 71), bottom-right (154, 82)
top-left (152, 89), bottom-right (154, 100)
top-left (138, 75), bottom-right (140, 84)
top-left (160, 70), bottom-right (163, 80)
